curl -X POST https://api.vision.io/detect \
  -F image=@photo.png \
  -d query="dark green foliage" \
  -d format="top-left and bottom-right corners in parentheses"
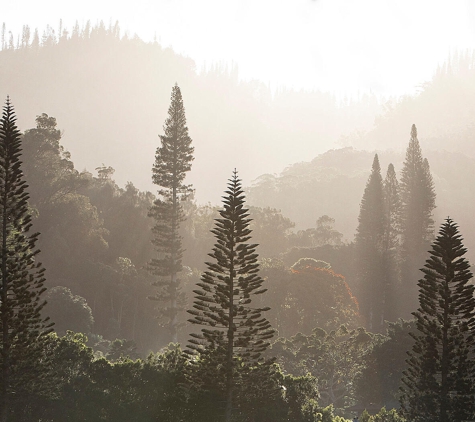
top-left (106, 338), bottom-right (139, 361)
top-left (362, 407), bottom-right (405, 422)
top-left (0, 98), bottom-right (52, 422)
top-left (400, 218), bottom-right (475, 422)
top-left (186, 171), bottom-right (275, 421)
top-left (271, 325), bottom-right (382, 411)
top-left (33, 334), bottom-right (190, 422)
top-left (149, 83), bottom-right (194, 343)
top-left (356, 319), bottom-right (414, 409)
top-left (399, 125), bottom-right (436, 317)
top-left (355, 155), bottom-right (386, 331)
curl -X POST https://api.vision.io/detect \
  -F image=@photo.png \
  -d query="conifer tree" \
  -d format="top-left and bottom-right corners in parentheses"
top-left (355, 154), bottom-right (385, 331)
top-left (399, 124), bottom-right (436, 317)
top-left (400, 218), bottom-right (475, 422)
top-left (149, 84), bottom-right (194, 343)
top-left (0, 98), bottom-right (52, 422)
top-left (382, 163), bottom-right (401, 322)
top-left (186, 171), bottom-right (275, 422)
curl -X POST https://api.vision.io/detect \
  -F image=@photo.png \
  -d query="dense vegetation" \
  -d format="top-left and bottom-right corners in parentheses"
top-left (1, 21), bottom-right (475, 422)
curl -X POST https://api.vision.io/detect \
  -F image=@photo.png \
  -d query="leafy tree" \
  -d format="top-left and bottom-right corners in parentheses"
top-left (43, 286), bottom-right (94, 335)
top-left (289, 215), bottom-right (343, 249)
top-left (0, 99), bottom-right (52, 422)
top-left (259, 258), bottom-right (359, 337)
top-left (186, 171), bottom-right (275, 422)
top-left (106, 338), bottom-right (139, 361)
top-left (314, 215), bottom-right (343, 247)
top-left (149, 83), bottom-right (194, 343)
top-left (271, 325), bottom-right (381, 411)
top-left (399, 125), bottom-right (436, 317)
top-left (368, 407), bottom-right (405, 422)
top-left (20, 114), bottom-right (108, 272)
top-left (400, 218), bottom-right (475, 422)
top-left (248, 206), bottom-right (295, 258)
top-left (21, 113), bottom-right (87, 208)
top-left (355, 154), bottom-right (385, 331)
top-left (356, 319), bottom-right (415, 409)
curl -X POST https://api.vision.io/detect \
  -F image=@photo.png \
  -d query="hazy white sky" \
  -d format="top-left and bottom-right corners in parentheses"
top-left (4, 0), bottom-right (475, 97)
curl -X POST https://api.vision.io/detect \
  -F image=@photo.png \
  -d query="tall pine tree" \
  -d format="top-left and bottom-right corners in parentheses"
top-left (0, 98), bottom-right (52, 422)
top-left (400, 218), bottom-right (475, 422)
top-left (355, 154), bottom-right (386, 331)
top-left (382, 163), bottom-right (401, 322)
top-left (186, 171), bottom-right (275, 422)
top-left (148, 84), bottom-right (194, 343)
top-left (399, 124), bottom-right (436, 317)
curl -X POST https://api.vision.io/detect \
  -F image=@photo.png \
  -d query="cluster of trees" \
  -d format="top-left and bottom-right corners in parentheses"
top-left (1, 69), bottom-right (475, 421)
top-left (0, 20), bottom-right (383, 207)
top-left (0, 95), bottom-right (351, 421)
top-left (354, 125), bottom-right (436, 330)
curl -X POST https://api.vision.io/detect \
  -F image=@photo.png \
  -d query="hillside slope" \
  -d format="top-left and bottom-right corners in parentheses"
top-left (0, 24), bottom-right (380, 203)
top-left (247, 146), bottom-right (475, 261)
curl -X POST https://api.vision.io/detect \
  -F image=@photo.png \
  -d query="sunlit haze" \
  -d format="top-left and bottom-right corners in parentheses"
top-left (5, 0), bottom-right (475, 97)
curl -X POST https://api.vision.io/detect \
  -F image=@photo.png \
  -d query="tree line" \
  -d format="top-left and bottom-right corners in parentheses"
top-left (0, 82), bottom-right (474, 422)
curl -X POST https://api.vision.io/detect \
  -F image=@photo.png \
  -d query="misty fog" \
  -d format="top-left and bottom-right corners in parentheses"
top-left (3, 4), bottom-right (475, 421)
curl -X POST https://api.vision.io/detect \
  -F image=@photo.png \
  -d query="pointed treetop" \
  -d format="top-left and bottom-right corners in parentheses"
top-left (387, 163), bottom-right (395, 175)
top-left (411, 124), bottom-right (417, 139)
top-left (372, 154), bottom-right (380, 172)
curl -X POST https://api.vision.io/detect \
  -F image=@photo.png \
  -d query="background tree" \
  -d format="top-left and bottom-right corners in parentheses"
top-left (0, 98), bottom-right (52, 422)
top-left (186, 171), bottom-right (275, 422)
top-left (149, 83), bottom-right (194, 343)
top-left (285, 258), bottom-right (359, 335)
top-left (400, 218), bottom-right (475, 422)
top-left (43, 287), bottom-right (94, 335)
top-left (355, 154), bottom-right (385, 331)
top-left (399, 125), bottom-right (436, 317)
top-left (381, 163), bottom-right (401, 322)
top-left (356, 319), bottom-right (414, 409)
top-left (271, 325), bottom-right (381, 411)
top-left (248, 206), bottom-right (295, 258)
top-left (314, 215), bottom-right (343, 247)
top-left (21, 113), bottom-right (87, 208)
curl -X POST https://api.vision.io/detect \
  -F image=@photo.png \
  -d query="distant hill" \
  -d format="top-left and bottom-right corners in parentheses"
top-left (343, 50), bottom-right (475, 156)
top-left (0, 22), bottom-right (381, 204)
top-left (247, 147), bottom-right (475, 261)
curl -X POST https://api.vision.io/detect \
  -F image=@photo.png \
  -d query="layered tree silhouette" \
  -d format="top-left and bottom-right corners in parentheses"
top-left (0, 98), bottom-right (52, 422)
top-left (400, 218), bottom-right (475, 422)
top-left (355, 154), bottom-right (385, 331)
top-left (186, 171), bottom-right (275, 422)
top-left (149, 84), bottom-right (194, 343)
top-left (399, 124), bottom-right (436, 317)
top-left (381, 163), bottom-right (401, 322)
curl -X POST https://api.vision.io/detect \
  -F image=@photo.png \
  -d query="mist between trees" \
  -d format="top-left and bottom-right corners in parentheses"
top-left (1, 20), bottom-right (475, 422)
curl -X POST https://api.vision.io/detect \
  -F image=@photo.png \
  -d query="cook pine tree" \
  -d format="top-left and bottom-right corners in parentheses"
top-left (399, 124), bottom-right (436, 317)
top-left (400, 218), bottom-right (475, 422)
top-left (186, 171), bottom-right (275, 422)
top-left (381, 163), bottom-right (401, 322)
top-left (149, 84), bottom-right (194, 343)
top-left (355, 154), bottom-right (385, 332)
top-left (0, 98), bottom-right (52, 422)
